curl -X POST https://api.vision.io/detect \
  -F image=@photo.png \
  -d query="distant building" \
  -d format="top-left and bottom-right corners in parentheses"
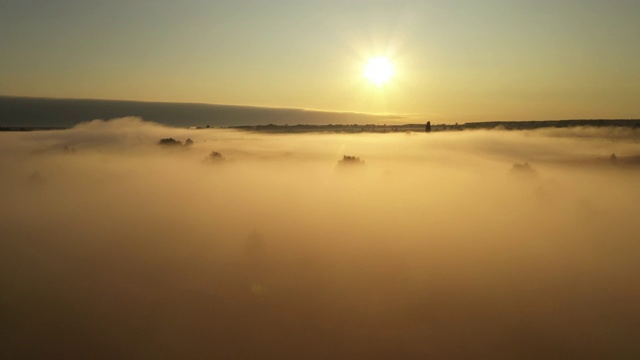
top-left (425, 121), bottom-right (431, 133)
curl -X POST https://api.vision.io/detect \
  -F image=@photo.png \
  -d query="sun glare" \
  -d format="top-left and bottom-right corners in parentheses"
top-left (364, 57), bottom-right (394, 86)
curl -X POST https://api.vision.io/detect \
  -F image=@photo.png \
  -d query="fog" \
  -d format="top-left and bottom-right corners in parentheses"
top-left (2, 117), bottom-right (640, 359)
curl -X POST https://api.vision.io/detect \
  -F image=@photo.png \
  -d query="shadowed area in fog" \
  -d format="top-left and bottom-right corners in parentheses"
top-left (1, 118), bottom-right (639, 359)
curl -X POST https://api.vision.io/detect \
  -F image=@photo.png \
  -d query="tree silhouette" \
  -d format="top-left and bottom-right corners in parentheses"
top-left (339, 155), bottom-right (364, 165)
top-left (205, 151), bottom-right (225, 162)
top-left (158, 138), bottom-right (182, 146)
top-left (511, 162), bottom-right (535, 175)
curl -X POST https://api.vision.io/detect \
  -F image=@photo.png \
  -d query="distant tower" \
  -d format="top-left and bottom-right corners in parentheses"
top-left (425, 121), bottom-right (431, 133)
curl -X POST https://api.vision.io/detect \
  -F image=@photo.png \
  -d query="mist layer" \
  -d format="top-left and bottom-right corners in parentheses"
top-left (2, 118), bottom-right (639, 359)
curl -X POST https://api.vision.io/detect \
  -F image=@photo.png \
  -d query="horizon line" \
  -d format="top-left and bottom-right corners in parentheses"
top-left (2, 95), bottom-right (639, 124)
top-left (0, 94), bottom-right (409, 119)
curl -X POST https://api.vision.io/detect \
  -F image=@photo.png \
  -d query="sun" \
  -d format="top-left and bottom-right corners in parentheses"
top-left (364, 57), bottom-right (394, 86)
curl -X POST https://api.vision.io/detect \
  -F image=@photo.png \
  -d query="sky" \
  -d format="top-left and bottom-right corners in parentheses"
top-left (1, 0), bottom-right (639, 123)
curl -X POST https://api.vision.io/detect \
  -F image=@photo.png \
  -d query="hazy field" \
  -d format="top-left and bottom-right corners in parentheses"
top-left (2, 117), bottom-right (640, 359)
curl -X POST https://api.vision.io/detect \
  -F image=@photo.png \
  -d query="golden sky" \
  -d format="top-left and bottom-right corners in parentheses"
top-left (1, 0), bottom-right (639, 123)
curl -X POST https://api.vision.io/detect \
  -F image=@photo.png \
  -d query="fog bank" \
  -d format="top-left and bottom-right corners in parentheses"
top-left (2, 118), bottom-right (639, 359)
